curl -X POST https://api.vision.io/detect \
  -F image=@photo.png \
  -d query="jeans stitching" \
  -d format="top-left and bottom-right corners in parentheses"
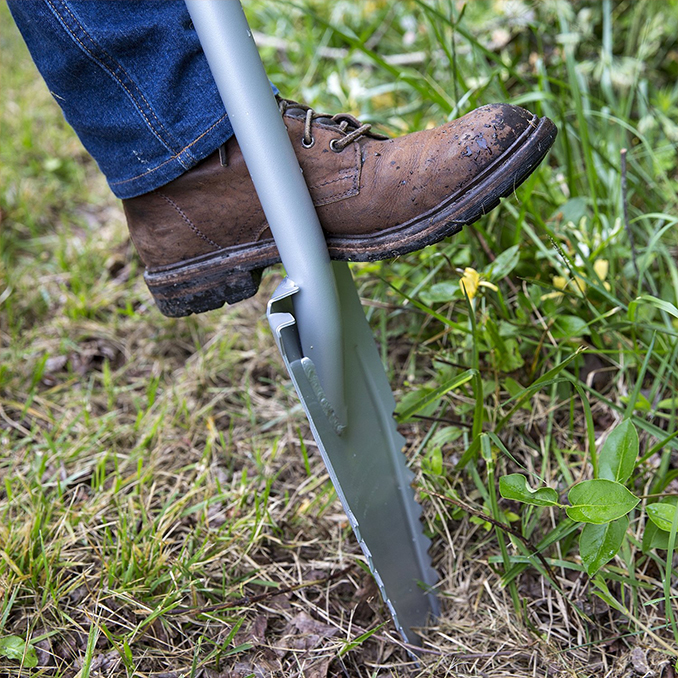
top-left (110, 113), bottom-right (229, 186)
top-left (45, 0), bottom-right (190, 163)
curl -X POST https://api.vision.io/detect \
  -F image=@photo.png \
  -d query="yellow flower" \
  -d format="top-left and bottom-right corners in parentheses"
top-left (459, 267), bottom-right (498, 300)
top-left (542, 274), bottom-right (586, 300)
top-left (543, 260), bottom-right (612, 303)
top-left (593, 259), bottom-right (608, 280)
top-left (542, 275), bottom-right (567, 300)
top-left (553, 275), bottom-right (568, 291)
top-left (459, 267), bottom-right (480, 299)
top-left (593, 258), bottom-right (612, 291)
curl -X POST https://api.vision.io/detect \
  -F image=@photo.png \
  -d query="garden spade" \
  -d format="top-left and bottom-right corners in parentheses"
top-left (185, 0), bottom-right (439, 645)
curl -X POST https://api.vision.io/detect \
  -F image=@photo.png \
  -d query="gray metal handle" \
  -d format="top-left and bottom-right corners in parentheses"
top-left (185, 0), bottom-right (345, 420)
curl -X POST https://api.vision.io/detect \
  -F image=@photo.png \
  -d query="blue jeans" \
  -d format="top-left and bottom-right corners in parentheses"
top-left (8, 1), bottom-right (247, 199)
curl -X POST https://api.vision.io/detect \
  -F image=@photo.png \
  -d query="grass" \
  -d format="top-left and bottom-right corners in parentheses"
top-left (2, 0), bottom-right (678, 676)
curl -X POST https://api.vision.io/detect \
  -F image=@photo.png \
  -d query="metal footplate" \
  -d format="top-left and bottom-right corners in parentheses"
top-left (267, 263), bottom-right (439, 646)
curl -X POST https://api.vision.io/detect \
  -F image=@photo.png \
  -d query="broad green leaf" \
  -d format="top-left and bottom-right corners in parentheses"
top-left (598, 420), bottom-right (638, 484)
top-left (426, 281), bottom-right (459, 303)
top-left (642, 520), bottom-right (666, 552)
top-left (567, 480), bottom-right (639, 524)
top-left (428, 426), bottom-right (464, 448)
top-left (497, 338), bottom-right (524, 372)
top-left (656, 397), bottom-right (678, 410)
top-left (551, 196), bottom-right (588, 225)
top-left (620, 392), bottom-right (652, 412)
top-left (579, 516), bottom-right (628, 576)
top-left (642, 499), bottom-right (678, 551)
top-left (552, 315), bottom-right (590, 339)
top-left (646, 503), bottom-right (678, 532)
top-left (470, 514), bottom-right (493, 531)
top-left (426, 446), bottom-right (443, 476)
top-left (499, 474), bottom-right (559, 507)
top-left (0, 636), bottom-right (38, 668)
top-left (483, 245), bottom-right (520, 281)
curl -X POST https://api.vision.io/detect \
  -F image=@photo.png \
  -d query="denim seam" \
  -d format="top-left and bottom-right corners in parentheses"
top-left (109, 113), bottom-right (229, 187)
top-left (44, 0), bottom-right (193, 167)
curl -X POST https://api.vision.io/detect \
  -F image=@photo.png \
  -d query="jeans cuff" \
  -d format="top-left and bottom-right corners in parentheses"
top-left (107, 114), bottom-right (235, 199)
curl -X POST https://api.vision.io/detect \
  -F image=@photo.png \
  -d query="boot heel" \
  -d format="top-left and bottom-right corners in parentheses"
top-left (146, 266), bottom-right (264, 317)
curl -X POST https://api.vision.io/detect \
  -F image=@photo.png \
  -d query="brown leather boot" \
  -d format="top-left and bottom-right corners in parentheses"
top-left (123, 99), bottom-right (557, 317)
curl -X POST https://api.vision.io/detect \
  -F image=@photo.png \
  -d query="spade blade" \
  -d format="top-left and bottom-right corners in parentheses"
top-left (268, 262), bottom-right (439, 645)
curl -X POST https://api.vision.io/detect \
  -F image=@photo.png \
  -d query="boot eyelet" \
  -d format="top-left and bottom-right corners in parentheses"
top-left (301, 136), bottom-right (315, 149)
top-left (329, 138), bottom-right (343, 153)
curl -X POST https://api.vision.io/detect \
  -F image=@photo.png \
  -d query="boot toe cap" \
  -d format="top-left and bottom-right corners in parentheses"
top-left (461, 102), bottom-right (538, 154)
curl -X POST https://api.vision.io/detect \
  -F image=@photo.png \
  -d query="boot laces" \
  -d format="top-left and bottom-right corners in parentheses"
top-left (277, 98), bottom-right (386, 152)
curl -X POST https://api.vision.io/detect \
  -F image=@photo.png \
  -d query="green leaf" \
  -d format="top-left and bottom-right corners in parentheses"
top-left (642, 499), bottom-right (678, 552)
top-left (338, 621), bottom-right (388, 658)
top-left (552, 315), bottom-right (590, 339)
top-left (623, 332), bottom-right (656, 421)
top-left (483, 245), bottom-right (520, 281)
top-left (647, 503), bottom-right (678, 532)
top-left (499, 474), bottom-right (559, 507)
top-left (629, 294), bottom-right (678, 322)
top-left (455, 435), bottom-right (481, 470)
top-left (0, 636), bottom-right (38, 668)
top-left (426, 281), bottom-right (459, 303)
top-left (598, 420), bottom-right (638, 484)
top-left (504, 377), bottom-right (531, 410)
top-left (428, 426), bottom-right (464, 448)
top-left (396, 369), bottom-right (475, 422)
top-left (425, 446), bottom-right (443, 476)
top-left (395, 388), bottom-right (439, 422)
top-left (566, 479), bottom-right (639, 524)
top-left (497, 338), bottom-right (525, 372)
top-left (642, 519), bottom-right (667, 552)
top-left (656, 397), bottom-right (678, 410)
top-left (551, 196), bottom-right (588, 225)
top-left (590, 578), bottom-right (626, 614)
top-left (620, 392), bottom-right (652, 412)
top-left (579, 516), bottom-right (628, 576)
top-left (123, 638), bottom-right (134, 667)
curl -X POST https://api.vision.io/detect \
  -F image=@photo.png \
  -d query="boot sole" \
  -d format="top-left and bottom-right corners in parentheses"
top-left (146, 115), bottom-right (557, 317)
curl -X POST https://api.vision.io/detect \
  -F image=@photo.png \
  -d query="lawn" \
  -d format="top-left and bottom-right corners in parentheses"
top-left (1, 1), bottom-right (678, 676)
